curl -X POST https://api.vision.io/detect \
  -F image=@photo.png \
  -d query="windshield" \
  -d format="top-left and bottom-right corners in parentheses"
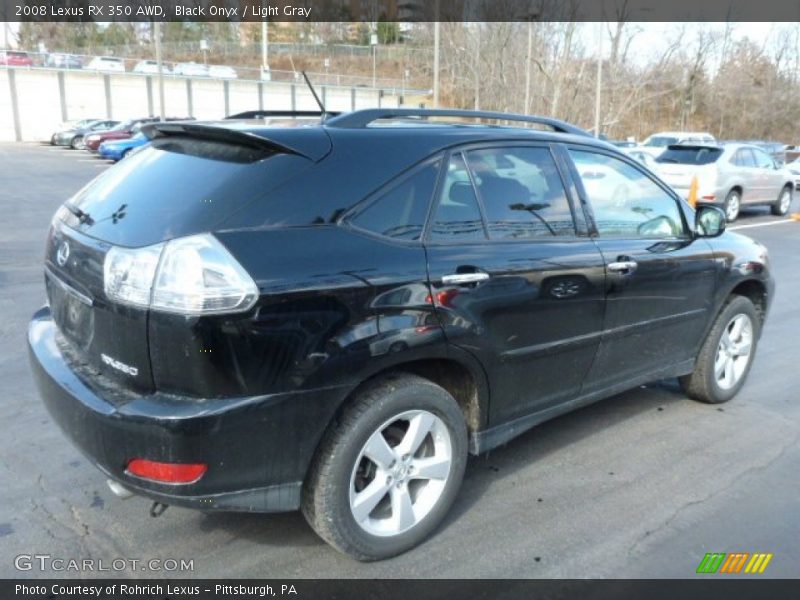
top-left (656, 146), bottom-right (722, 165)
top-left (644, 136), bottom-right (679, 147)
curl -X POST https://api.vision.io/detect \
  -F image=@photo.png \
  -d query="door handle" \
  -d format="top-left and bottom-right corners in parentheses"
top-left (441, 272), bottom-right (490, 285)
top-left (607, 260), bottom-right (638, 274)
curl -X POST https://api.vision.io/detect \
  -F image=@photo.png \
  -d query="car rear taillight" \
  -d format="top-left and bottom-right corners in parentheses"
top-left (104, 233), bottom-right (258, 315)
top-left (126, 459), bottom-right (207, 484)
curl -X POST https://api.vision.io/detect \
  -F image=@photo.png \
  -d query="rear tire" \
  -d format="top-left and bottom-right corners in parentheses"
top-left (723, 189), bottom-right (741, 222)
top-left (771, 185), bottom-right (792, 216)
top-left (70, 135), bottom-right (84, 150)
top-left (680, 296), bottom-right (760, 404)
top-left (302, 373), bottom-right (468, 561)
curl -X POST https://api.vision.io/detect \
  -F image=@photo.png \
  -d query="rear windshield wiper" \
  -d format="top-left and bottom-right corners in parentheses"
top-left (63, 202), bottom-right (94, 225)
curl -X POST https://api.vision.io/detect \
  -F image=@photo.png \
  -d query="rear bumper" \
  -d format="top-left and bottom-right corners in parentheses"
top-left (28, 306), bottom-right (349, 512)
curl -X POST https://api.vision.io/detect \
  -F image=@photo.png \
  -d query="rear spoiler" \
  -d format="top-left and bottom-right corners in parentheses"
top-left (141, 122), bottom-right (328, 160)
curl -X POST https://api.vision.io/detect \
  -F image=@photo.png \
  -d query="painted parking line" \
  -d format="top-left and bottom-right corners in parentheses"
top-left (728, 219), bottom-right (797, 231)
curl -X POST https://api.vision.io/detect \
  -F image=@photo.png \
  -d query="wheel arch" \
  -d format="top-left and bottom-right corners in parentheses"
top-left (329, 348), bottom-right (490, 437)
top-left (729, 184), bottom-right (743, 196)
top-left (727, 278), bottom-right (768, 326)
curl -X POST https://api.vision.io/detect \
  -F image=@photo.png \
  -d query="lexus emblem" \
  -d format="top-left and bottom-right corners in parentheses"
top-left (56, 241), bottom-right (70, 267)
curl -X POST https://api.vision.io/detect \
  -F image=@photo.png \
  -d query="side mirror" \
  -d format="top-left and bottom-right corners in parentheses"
top-left (695, 205), bottom-right (726, 238)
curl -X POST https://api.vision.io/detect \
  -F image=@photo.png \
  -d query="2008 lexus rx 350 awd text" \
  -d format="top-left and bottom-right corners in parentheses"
top-left (28, 109), bottom-right (774, 561)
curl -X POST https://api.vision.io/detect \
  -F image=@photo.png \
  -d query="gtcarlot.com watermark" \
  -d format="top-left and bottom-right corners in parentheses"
top-left (14, 553), bottom-right (194, 573)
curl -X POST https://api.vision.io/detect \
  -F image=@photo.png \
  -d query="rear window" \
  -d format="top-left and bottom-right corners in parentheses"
top-left (60, 138), bottom-right (311, 247)
top-left (656, 147), bottom-right (722, 165)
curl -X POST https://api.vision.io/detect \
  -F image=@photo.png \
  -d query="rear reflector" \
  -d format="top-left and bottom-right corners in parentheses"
top-left (126, 459), bottom-right (207, 484)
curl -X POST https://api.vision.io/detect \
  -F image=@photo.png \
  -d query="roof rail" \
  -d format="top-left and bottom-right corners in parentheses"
top-left (324, 108), bottom-right (591, 137)
top-left (226, 110), bottom-right (341, 120)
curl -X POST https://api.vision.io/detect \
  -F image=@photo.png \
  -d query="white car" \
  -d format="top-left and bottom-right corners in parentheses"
top-left (84, 56), bottom-right (125, 73)
top-left (637, 131), bottom-right (716, 158)
top-left (132, 60), bottom-right (170, 75)
top-left (173, 62), bottom-right (209, 77)
top-left (623, 148), bottom-right (661, 173)
top-left (208, 65), bottom-right (238, 79)
top-left (778, 156), bottom-right (800, 188)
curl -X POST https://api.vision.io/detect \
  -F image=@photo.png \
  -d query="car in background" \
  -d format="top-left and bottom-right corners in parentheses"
top-left (0, 50), bottom-right (34, 67)
top-left (98, 133), bottom-right (150, 161)
top-left (85, 117), bottom-right (191, 152)
top-left (51, 119), bottom-right (119, 149)
top-left (783, 156), bottom-right (800, 188)
top-left (173, 62), bottom-right (209, 77)
top-left (84, 119), bottom-right (154, 152)
top-left (84, 56), bottom-right (125, 73)
top-left (726, 140), bottom-right (785, 167)
top-left (638, 131), bottom-right (716, 157)
top-left (623, 148), bottom-right (660, 173)
top-left (208, 65), bottom-right (238, 79)
top-left (132, 60), bottom-right (171, 75)
top-left (655, 142), bottom-right (793, 221)
top-left (609, 140), bottom-right (637, 149)
top-left (46, 53), bottom-right (83, 69)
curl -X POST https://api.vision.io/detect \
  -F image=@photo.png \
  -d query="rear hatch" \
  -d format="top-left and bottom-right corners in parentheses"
top-left (655, 144), bottom-right (722, 190)
top-left (46, 122), bottom-right (330, 395)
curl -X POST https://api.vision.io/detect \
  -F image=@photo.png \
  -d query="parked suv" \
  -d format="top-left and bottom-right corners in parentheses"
top-left (638, 131), bottom-right (716, 157)
top-left (28, 109), bottom-right (773, 561)
top-left (655, 142), bottom-right (794, 221)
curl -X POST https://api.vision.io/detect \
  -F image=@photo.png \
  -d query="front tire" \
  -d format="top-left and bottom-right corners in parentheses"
top-left (771, 185), bottom-right (792, 216)
top-left (302, 373), bottom-right (468, 561)
top-left (680, 296), bottom-right (760, 404)
top-left (723, 189), bottom-right (741, 222)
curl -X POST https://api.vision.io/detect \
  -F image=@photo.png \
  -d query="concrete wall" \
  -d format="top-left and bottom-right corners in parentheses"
top-left (0, 67), bottom-right (409, 142)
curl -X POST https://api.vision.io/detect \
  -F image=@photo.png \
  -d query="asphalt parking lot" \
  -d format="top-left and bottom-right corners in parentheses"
top-left (1, 142), bottom-right (798, 579)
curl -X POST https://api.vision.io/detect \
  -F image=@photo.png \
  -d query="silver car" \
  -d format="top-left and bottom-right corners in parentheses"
top-left (655, 143), bottom-right (794, 221)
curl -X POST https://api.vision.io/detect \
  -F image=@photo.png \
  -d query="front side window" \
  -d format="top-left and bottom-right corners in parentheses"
top-left (570, 149), bottom-right (686, 239)
top-left (349, 161), bottom-right (440, 241)
top-left (466, 147), bottom-right (576, 239)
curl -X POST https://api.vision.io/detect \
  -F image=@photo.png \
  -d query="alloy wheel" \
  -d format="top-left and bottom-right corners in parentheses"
top-left (714, 313), bottom-right (753, 390)
top-left (349, 409), bottom-right (452, 537)
top-left (725, 193), bottom-right (740, 221)
top-left (778, 189), bottom-right (791, 214)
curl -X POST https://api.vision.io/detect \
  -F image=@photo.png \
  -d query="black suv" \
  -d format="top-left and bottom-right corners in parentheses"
top-left (28, 109), bottom-right (773, 561)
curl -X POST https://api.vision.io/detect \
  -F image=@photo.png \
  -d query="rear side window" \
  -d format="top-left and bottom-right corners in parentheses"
top-left (350, 161), bottom-right (440, 241)
top-left (429, 153), bottom-right (486, 243)
top-left (656, 147), bottom-right (722, 165)
top-left (732, 149), bottom-right (756, 167)
top-left (466, 147), bottom-right (576, 239)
